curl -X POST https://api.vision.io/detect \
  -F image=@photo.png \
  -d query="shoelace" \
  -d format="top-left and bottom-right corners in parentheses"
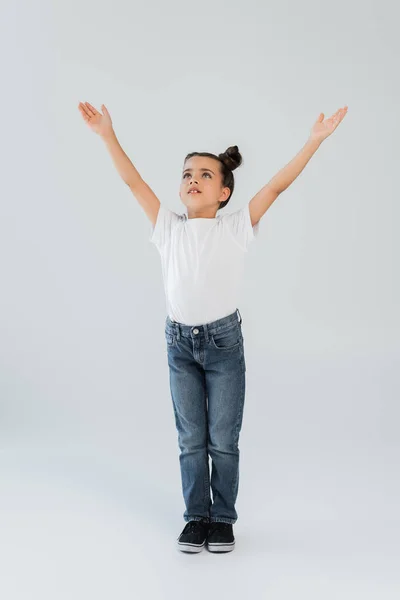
top-left (208, 522), bottom-right (231, 534)
top-left (184, 520), bottom-right (208, 534)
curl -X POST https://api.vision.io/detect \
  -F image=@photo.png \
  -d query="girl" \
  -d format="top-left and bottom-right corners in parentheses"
top-left (78, 101), bottom-right (348, 553)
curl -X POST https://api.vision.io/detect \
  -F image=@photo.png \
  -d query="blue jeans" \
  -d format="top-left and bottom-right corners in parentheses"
top-left (165, 309), bottom-right (246, 525)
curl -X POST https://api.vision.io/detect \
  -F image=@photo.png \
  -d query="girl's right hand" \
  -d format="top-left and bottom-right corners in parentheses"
top-left (78, 102), bottom-right (113, 137)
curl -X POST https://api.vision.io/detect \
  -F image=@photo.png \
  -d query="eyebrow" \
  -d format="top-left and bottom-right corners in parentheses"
top-left (183, 168), bottom-right (215, 175)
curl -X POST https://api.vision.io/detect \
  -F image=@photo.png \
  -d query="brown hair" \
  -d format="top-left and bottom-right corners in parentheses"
top-left (183, 145), bottom-right (243, 210)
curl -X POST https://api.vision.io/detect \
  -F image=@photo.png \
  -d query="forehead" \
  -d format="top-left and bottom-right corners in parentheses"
top-left (183, 156), bottom-right (220, 174)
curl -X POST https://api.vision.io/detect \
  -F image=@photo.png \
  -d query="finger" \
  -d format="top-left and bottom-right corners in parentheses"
top-left (85, 102), bottom-right (98, 116)
top-left (332, 111), bottom-right (345, 128)
top-left (328, 106), bottom-right (347, 131)
top-left (78, 103), bottom-right (91, 121)
top-left (86, 102), bottom-right (99, 114)
top-left (79, 102), bottom-right (92, 119)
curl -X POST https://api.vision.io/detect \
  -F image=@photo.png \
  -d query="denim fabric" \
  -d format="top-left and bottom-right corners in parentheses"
top-left (165, 309), bottom-right (246, 525)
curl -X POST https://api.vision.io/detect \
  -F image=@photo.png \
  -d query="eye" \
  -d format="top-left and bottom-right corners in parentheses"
top-left (183, 172), bottom-right (211, 179)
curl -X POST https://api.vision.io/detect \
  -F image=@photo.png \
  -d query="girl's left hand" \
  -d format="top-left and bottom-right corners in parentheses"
top-left (309, 106), bottom-right (348, 143)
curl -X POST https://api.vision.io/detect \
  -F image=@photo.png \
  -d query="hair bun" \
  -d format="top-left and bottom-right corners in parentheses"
top-left (218, 145), bottom-right (242, 171)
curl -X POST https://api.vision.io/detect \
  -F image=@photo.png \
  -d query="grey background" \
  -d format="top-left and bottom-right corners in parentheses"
top-left (1, 0), bottom-right (399, 597)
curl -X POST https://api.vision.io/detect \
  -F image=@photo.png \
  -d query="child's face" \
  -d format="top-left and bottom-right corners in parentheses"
top-left (179, 156), bottom-right (231, 212)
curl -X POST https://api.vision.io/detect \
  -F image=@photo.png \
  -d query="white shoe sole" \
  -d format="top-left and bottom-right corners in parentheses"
top-left (207, 541), bottom-right (235, 552)
top-left (177, 540), bottom-right (206, 552)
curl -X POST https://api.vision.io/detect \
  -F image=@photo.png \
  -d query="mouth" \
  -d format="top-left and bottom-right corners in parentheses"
top-left (188, 190), bottom-right (201, 195)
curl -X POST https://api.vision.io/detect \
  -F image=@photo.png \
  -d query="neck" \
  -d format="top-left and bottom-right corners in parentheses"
top-left (187, 208), bottom-right (219, 219)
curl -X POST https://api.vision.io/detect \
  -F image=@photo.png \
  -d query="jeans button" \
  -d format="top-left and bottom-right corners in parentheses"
top-left (193, 328), bottom-right (199, 335)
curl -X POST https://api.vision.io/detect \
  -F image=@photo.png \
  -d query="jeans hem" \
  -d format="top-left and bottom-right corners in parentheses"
top-left (209, 517), bottom-right (236, 524)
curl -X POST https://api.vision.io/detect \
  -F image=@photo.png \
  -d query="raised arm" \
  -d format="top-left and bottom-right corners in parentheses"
top-left (78, 102), bottom-right (160, 226)
top-left (249, 106), bottom-right (348, 226)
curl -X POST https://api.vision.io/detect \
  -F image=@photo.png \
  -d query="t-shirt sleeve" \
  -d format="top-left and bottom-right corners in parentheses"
top-left (222, 201), bottom-right (260, 252)
top-left (149, 204), bottom-right (183, 251)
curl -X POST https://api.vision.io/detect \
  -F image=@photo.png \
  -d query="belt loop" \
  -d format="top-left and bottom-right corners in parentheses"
top-left (169, 315), bottom-right (180, 341)
top-left (236, 308), bottom-right (242, 325)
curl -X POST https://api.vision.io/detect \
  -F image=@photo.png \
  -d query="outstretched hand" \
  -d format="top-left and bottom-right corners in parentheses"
top-left (78, 102), bottom-right (113, 137)
top-left (309, 106), bottom-right (348, 144)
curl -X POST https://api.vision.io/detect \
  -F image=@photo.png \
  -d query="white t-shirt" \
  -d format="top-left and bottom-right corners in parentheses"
top-left (149, 202), bottom-right (259, 325)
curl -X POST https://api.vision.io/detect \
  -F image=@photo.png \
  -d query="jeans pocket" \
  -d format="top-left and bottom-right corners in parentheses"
top-left (210, 325), bottom-right (241, 350)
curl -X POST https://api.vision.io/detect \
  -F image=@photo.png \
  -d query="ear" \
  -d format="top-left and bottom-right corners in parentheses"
top-left (223, 187), bottom-right (231, 202)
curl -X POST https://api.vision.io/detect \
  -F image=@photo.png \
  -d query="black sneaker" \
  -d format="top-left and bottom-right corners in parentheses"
top-left (177, 519), bottom-right (209, 553)
top-left (206, 522), bottom-right (235, 552)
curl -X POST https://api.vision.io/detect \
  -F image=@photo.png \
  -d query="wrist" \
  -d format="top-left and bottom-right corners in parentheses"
top-left (101, 129), bottom-right (116, 142)
top-left (307, 137), bottom-right (323, 149)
